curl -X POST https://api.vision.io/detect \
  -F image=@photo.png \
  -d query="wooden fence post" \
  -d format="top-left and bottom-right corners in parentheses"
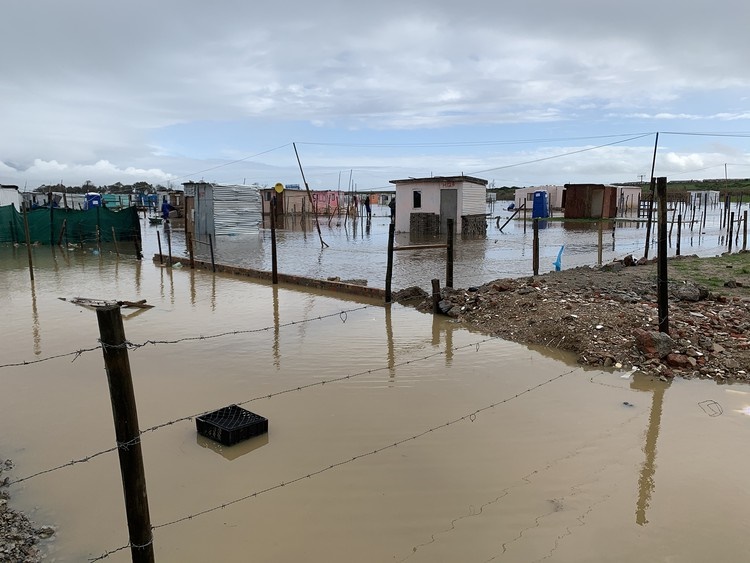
top-left (432, 278), bottom-right (441, 314)
top-left (385, 223), bottom-right (395, 303)
top-left (96, 306), bottom-right (155, 563)
top-left (657, 177), bottom-right (669, 334)
top-left (445, 218), bottom-right (454, 288)
top-left (532, 218), bottom-right (539, 276)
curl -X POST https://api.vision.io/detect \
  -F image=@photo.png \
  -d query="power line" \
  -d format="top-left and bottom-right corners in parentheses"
top-left (469, 133), bottom-right (655, 176)
top-left (168, 143), bottom-right (293, 183)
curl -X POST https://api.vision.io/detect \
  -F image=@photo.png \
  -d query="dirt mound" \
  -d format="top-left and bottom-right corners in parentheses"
top-left (399, 253), bottom-right (750, 382)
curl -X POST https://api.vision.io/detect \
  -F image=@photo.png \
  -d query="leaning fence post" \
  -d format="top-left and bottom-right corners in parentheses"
top-left (96, 306), bottom-right (155, 563)
top-left (156, 231), bottom-right (163, 265)
top-left (208, 233), bottom-right (216, 272)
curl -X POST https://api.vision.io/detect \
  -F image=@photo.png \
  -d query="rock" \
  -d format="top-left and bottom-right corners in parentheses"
top-left (724, 280), bottom-right (738, 288)
top-left (36, 526), bottom-right (55, 539)
top-left (393, 286), bottom-right (428, 302)
top-left (666, 353), bottom-right (694, 369)
top-left (634, 328), bottom-right (676, 359)
top-left (437, 300), bottom-right (454, 315)
top-left (623, 254), bottom-right (636, 266)
top-left (672, 284), bottom-right (709, 302)
top-left (517, 286), bottom-right (535, 295)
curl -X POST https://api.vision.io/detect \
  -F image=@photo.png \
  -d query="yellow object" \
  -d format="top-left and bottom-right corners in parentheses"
top-left (274, 182), bottom-right (285, 193)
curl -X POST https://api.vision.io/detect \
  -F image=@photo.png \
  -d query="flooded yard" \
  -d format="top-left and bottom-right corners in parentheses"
top-left (147, 202), bottom-right (747, 291)
top-left (2, 246), bottom-right (750, 562)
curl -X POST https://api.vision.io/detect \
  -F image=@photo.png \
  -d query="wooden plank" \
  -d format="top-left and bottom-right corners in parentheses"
top-left (393, 244), bottom-right (447, 251)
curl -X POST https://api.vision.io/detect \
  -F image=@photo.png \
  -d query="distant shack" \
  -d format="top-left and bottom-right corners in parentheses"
top-left (564, 184), bottom-right (618, 219)
top-left (390, 175), bottom-right (488, 236)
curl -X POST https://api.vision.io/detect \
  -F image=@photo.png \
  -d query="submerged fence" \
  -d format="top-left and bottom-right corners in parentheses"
top-left (0, 204), bottom-right (141, 246)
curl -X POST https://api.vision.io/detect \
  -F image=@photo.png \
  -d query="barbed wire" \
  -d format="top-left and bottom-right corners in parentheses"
top-left (0, 305), bottom-right (371, 371)
top-left (89, 364), bottom-right (580, 561)
top-left (7, 334), bottom-right (501, 487)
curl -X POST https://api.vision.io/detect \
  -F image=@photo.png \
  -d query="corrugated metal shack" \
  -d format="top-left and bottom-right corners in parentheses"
top-left (183, 182), bottom-right (262, 240)
top-left (563, 184), bottom-right (618, 219)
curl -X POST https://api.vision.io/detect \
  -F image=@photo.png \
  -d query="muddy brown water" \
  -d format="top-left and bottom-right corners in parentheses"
top-left (2, 249), bottom-right (750, 562)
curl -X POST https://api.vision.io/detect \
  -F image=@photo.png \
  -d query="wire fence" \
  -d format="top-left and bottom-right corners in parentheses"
top-left (88, 364), bottom-right (581, 562)
top-left (6, 333), bottom-right (501, 487)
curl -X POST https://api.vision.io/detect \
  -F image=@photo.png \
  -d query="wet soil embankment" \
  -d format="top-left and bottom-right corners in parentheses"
top-left (397, 253), bottom-right (750, 382)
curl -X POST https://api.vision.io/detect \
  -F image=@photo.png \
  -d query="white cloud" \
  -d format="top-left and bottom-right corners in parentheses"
top-left (1, 0), bottom-right (750, 187)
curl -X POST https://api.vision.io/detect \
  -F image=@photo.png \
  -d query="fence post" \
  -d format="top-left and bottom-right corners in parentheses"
top-left (728, 212), bottom-right (734, 253)
top-left (385, 223), bottom-right (395, 303)
top-left (597, 220), bottom-right (603, 266)
top-left (22, 203), bottom-right (34, 282)
top-left (208, 233), bottom-right (216, 273)
top-left (532, 218), bottom-right (539, 276)
top-left (112, 226), bottom-right (120, 257)
top-left (676, 214), bottom-right (681, 256)
top-left (96, 306), bottom-right (155, 563)
top-left (187, 232), bottom-right (195, 269)
top-left (743, 210), bottom-right (748, 251)
top-left (166, 226), bottom-right (173, 266)
top-left (271, 201), bottom-right (278, 284)
top-left (156, 231), bottom-right (163, 265)
top-left (445, 218), bottom-right (454, 288)
top-left (432, 278), bottom-right (441, 314)
top-left (657, 177), bottom-right (669, 334)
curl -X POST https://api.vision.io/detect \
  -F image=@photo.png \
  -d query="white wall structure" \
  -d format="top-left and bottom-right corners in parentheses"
top-left (390, 175), bottom-right (488, 234)
top-left (513, 185), bottom-right (565, 211)
top-left (615, 186), bottom-right (642, 211)
top-left (0, 185), bottom-right (21, 209)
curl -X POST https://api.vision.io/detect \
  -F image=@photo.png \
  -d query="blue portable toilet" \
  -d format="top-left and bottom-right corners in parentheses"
top-left (84, 192), bottom-right (102, 210)
top-left (532, 190), bottom-right (549, 219)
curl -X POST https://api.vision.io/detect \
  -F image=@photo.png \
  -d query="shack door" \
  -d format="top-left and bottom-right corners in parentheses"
top-left (591, 188), bottom-right (604, 218)
top-left (440, 189), bottom-right (458, 234)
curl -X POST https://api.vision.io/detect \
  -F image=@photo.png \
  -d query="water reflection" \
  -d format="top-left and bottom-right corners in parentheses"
top-left (630, 372), bottom-right (672, 526)
top-left (385, 304), bottom-right (395, 382)
top-left (195, 432), bottom-right (269, 461)
top-left (30, 280), bottom-right (41, 356)
top-left (273, 286), bottom-right (280, 369)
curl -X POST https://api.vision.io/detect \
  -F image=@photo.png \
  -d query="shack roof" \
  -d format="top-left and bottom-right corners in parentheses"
top-left (389, 175), bottom-right (488, 187)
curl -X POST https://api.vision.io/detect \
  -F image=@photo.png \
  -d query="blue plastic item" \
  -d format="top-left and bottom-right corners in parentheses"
top-left (553, 245), bottom-right (564, 271)
top-left (532, 191), bottom-right (549, 219)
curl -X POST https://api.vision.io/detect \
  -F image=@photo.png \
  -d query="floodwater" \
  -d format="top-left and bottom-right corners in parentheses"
top-left (148, 202), bottom-right (748, 291)
top-left (2, 247), bottom-right (750, 562)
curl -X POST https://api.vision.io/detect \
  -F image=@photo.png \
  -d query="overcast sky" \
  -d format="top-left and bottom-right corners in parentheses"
top-left (2, 0), bottom-right (749, 190)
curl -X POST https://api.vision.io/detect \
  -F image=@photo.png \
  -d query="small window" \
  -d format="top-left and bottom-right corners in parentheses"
top-left (413, 190), bottom-right (422, 209)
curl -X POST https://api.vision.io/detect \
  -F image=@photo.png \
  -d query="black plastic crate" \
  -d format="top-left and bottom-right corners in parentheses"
top-left (196, 405), bottom-right (268, 446)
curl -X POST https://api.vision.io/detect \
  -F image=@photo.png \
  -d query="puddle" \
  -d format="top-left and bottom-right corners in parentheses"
top-left (1, 249), bottom-right (750, 562)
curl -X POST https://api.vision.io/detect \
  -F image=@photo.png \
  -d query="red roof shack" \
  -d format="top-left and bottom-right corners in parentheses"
top-left (563, 184), bottom-right (618, 219)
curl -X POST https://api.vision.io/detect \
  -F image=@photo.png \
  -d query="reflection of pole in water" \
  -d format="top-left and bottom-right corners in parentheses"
top-left (189, 270), bottom-right (196, 306)
top-left (445, 322), bottom-right (453, 365)
top-left (211, 273), bottom-right (216, 311)
top-left (30, 280), bottom-right (41, 356)
top-left (385, 304), bottom-right (395, 381)
top-left (630, 373), bottom-right (670, 526)
top-left (134, 259), bottom-right (142, 293)
top-left (272, 285), bottom-right (280, 369)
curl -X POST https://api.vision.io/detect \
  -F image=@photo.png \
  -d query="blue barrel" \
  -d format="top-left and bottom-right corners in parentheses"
top-left (532, 191), bottom-right (549, 219)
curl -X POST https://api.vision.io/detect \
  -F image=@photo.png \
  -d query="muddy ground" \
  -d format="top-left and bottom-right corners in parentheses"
top-left (397, 252), bottom-right (750, 382)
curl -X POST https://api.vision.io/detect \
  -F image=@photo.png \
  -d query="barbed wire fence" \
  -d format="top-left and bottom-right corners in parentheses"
top-left (88, 365), bottom-right (581, 562)
top-left (6, 333), bottom-right (503, 487)
top-left (0, 305), bottom-right (373, 371)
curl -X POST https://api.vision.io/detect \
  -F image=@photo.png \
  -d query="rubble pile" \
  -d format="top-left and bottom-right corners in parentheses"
top-left (0, 459), bottom-right (53, 563)
top-left (399, 254), bottom-right (750, 381)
